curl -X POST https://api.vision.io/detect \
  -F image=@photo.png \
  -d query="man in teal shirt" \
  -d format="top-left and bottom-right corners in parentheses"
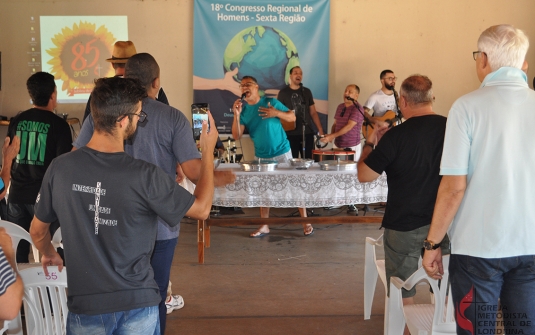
top-left (232, 76), bottom-right (314, 237)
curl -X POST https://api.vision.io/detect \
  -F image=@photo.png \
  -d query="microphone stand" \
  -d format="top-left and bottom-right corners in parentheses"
top-left (300, 104), bottom-right (307, 160)
top-left (300, 85), bottom-right (312, 160)
top-left (393, 89), bottom-right (404, 121)
top-left (288, 90), bottom-right (318, 217)
top-left (347, 98), bottom-right (374, 215)
top-left (291, 92), bottom-right (314, 159)
top-left (347, 98), bottom-right (374, 143)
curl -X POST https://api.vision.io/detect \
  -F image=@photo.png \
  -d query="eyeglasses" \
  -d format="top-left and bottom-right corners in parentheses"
top-left (473, 51), bottom-right (486, 60)
top-left (382, 76), bottom-right (397, 81)
top-left (238, 82), bottom-right (256, 89)
top-left (117, 110), bottom-right (147, 123)
top-left (340, 107), bottom-right (347, 117)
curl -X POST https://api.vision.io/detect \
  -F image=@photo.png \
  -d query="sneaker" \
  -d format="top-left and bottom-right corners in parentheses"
top-left (165, 294), bottom-right (185, 314)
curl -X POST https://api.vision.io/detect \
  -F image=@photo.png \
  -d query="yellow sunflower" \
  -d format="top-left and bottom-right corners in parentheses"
top-left (46, 21), bottom-right (116, 96)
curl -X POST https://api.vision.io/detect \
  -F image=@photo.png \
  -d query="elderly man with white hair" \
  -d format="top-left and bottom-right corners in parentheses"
top-left (423, 24), bottom-right (535, 334)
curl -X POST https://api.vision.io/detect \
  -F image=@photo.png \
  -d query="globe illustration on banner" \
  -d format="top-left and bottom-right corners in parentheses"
top-left (223, 26), bottom-right (299, 91)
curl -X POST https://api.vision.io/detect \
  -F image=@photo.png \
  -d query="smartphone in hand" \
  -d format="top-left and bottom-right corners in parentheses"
top-left (192, 103), bottom-right (210, 140)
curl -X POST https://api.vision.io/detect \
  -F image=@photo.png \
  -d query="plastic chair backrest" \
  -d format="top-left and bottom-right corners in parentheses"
top-left (0, 220), bottom-right (39, 265)
top-left (388, 255), bottom-right (455, 335)
top-left (19, 266), bottom-right (68, 335)
top-left (1, 320), bottom-right (9, 334)
top-left (364, 234), bottom-right (386, 321)
top-left (51, 228), bottom-right (63, 250)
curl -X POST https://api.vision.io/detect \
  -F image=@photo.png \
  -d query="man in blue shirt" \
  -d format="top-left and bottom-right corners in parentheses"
top-left (232, 76), bottom-right (314, 237)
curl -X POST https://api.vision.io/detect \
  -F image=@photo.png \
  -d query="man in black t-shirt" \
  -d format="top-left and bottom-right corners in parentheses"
top-left (277, 66), bottom-right (324, 158)
top-left (357, 75), bottom-right (449, 307)
top-left (7, 72), bottom-right (72, 263)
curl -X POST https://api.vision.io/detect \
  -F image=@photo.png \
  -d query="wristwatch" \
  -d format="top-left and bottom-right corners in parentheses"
top-left (423, 239), bottom-right (441, 250)
top-left (364, 142), bottom-right (376, 150)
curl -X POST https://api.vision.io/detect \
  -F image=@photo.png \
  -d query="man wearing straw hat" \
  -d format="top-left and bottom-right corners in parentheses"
top-left (82, 41), bottom-right (169, 123)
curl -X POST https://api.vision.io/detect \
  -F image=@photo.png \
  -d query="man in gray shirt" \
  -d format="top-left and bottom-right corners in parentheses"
top-left (74, 53), bottom-right (234, 333)
top-left (30, 76), bottom-right (217, 334)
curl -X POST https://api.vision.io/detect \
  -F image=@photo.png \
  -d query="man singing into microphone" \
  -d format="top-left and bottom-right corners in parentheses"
top-left (232, 76), bottom-right (314, 238)
top-left (320, 84), bottom-right (369, 160)
top-left (277, 66), bottom-right (324, 159)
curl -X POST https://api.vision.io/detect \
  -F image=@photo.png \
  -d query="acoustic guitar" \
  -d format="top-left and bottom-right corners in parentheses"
top-left (361, 110), bottom-right (401, 137)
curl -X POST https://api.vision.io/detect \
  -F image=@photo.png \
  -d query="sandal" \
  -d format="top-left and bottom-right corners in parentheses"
top-left (250, 230), bottom-right (269, 238)
top-left (304, 225), bottom-right (314, 237)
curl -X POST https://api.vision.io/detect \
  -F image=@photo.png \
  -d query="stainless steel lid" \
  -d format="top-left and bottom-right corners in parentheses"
top-left (318, 160), bottom-right (357, 171)
top-left (240, 160), bottom-right (279, 172)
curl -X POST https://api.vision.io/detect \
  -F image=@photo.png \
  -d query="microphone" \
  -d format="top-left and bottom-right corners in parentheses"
top-left (345, 96), bottom-right (355, 102)
top-left (240, 93), bottom-right (246, 101)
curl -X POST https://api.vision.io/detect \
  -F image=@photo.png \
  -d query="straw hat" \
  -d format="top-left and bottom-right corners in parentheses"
top-left (106, 41), bottom-right (137, 63)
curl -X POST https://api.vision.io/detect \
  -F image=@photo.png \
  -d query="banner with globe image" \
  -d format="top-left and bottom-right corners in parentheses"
top-left (193, 0), bottom-right (330, 135)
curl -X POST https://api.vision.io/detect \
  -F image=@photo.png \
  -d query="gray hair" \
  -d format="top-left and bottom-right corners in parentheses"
top-left (478, 24), bottom-right (529, 71)
top-left (400, 75), bottom-right (433, 106)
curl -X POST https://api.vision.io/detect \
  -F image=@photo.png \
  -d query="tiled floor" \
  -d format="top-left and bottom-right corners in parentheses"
top-left (165, 206), bottom-right (390, 334)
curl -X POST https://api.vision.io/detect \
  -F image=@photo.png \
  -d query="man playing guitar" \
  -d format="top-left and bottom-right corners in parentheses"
top-left (362, 69), bottom-right (403, 136)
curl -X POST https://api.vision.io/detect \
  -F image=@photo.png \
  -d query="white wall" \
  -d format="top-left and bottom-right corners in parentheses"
top-left (1, 0), bottom-right (534, 158)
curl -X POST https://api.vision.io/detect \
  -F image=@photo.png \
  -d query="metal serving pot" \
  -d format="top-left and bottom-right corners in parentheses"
top-left (318, 160), bottom-right (357, 171)
top-left (239, 160), bottom-right (279, 172)
top-left (289, 158), bottom-right (314, 170)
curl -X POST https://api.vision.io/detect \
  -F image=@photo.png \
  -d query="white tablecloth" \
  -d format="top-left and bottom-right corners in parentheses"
top-left (213, 163), bottom-right (388, 208)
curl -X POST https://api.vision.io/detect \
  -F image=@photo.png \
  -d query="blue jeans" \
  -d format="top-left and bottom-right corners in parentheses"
top-left (67, 306), bottom-right (159, 335)
top-left (151, 238), bottom-right (178, 335)
top-left (450, 254), bottom-right (535, 335)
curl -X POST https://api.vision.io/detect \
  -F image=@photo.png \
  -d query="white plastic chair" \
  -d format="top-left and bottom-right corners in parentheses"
top-left (19, 266), bottom-right (68, 335)
top-left (364, 234), bottom-right (393, 335)
top-left (0, 220), bottom-right (40, 264)
top-left (364, 234), bottom-right (387, 320)
top-left (0, 220), bottom-right (53, 335)
top-left (388, 255), bottom-right (455, 335)
top-left (51, 228), bottom-right (63, 250)
top-left (364, 234), bottom-right (426, 335)
top-left (1, 321), bottom-right (9, 334)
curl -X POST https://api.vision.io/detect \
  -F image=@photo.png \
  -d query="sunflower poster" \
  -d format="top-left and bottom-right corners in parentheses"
top-left (193, 0), bottom-right (330, 134)
top-left (40, 16), bottom-right (128, 103)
